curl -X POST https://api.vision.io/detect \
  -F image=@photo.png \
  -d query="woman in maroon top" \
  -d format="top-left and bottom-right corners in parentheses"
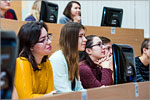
top-left (0, 0), bottom-right (17, 20)
top-left (79, 35), bottom-right (113, 89)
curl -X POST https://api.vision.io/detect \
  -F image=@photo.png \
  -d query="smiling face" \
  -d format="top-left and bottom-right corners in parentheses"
top-left (31, 27), bottom-right (52, 58)
top-left (0, 0), bottom-right (11, 11)
top-left (71, 3), bottom-right (81, 17)
top-left (78, 28), bottom-right (87, 51)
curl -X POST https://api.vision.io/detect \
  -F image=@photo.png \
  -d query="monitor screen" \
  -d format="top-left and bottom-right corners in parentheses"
top-left (101, 7), bottom-right (123, 27)
top-left (0, 30), bottom-right (18, 99)
top-left (112, 44), bottom-right (136, 84)
top-left (40, 1), bottom-right (58, 23)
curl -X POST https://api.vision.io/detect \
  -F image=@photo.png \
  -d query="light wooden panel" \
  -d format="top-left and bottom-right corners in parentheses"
top-left (88, 83), bottom-right (135, 99)
top-left (36, 91), bottom-right (81, 100)
top-left (135, 82), bottom-right (150, 99)
top-left (10, 0), bottom-right (22, 20)
top-left (85, 26), bottom-right (144, 57)
top-left (0, 18), bottom-right (19, 31)
top-left (0, 18), bottom-right (144, 56)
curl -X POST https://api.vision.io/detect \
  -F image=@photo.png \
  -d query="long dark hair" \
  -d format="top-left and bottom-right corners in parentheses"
top-left (63, 1), bottom-right (81, 20)
top-left (79, 35), bottom-right (102, 81)
top-left (59, 22), bottom-right (85, 81)
top-left (18, 22), bottom-right (48, 71)
top-left (79, 35), bottom-right (98, 67)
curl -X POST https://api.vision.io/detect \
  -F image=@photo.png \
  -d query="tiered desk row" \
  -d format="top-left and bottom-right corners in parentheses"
top-left (1, 18), bottom-right (149, 99)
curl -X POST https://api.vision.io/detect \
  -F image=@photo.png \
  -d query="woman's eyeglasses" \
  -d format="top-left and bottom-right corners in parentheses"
top-left (90, 42), bottom-right (102, 48)
top-left (37, 33), bottom-right (52, 43)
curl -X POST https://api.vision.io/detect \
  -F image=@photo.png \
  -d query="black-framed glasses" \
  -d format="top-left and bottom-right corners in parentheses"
top-left (90, 42), bottom-right (102, 48)
top-left (146, 48), bottom-right (150, 49)
top-left (37, 33), bottom-right (52, 43)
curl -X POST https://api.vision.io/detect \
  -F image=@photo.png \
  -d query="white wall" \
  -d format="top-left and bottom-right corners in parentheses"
top-left (22, 0), bottom-right (150, 38)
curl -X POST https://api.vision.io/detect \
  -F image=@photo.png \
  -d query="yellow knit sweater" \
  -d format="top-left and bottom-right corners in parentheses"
top-left (15, 57), bottom-right (54, 99)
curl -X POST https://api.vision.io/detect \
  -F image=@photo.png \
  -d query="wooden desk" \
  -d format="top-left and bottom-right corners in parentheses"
top-left (36, 82), bottom-right (149, 100)
top-left (10, 1), bottom-right (22, 20)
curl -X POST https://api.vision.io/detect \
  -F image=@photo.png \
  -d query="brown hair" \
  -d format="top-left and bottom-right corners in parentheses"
top-left (141, 39), bottom-right (150, 54)
top-left (63, 1), bottom-right (81, 20)
top-left (99, 36), bottom-right (111, 45)
top-left (59, 22), bottom-right (85, 81)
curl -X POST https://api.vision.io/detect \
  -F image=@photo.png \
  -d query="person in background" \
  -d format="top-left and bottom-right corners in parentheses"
top-left (79, 35), bottom-right (113, 89)
top-left (49, 22), bottom-right (87, 93)
top-left (100, 36), bottom-right (112, 59)
top-left (0, 0), bottom-right (17, 20)
top-left (135, 39), bottom-right (150, 82)
top-left (98, 36), bottom-right (113, 71)
top-left (59, 1), bottom-right (81, 24)
top-left (25, 0), bottom-right (43, 21)
top-left (15, 22), bottom-right (56, 99)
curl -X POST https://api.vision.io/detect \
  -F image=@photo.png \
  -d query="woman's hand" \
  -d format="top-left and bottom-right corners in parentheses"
top-left (73, 16), bottom-right (81, 23)
top-left (44, 90), bottom-right (57, 96)
top-left (95, 55), bottom-right (113, 71)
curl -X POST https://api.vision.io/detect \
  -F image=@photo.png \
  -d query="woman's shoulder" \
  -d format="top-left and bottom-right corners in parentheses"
top-left (17, 57), bottom-right (28, 62)
top-left (7, 9), bottom-right (15, 13)
top-left (16, 57), bottom-right (33, 71)
top-left (25, 15), bottom-right (36, 21)
top-left (50, 50), bottom-right (63, 57)
top-left (16, 57), bottom-right (31, 66)
top-left (5, 9), bottom-right (17, 20)
top-left (79, 61), bottom-right (91, 70)
top-left (59, 15), bottom-right (70, 24)
top-left (49, 50), bottom-right (67, 65)
top-left (50, 50), bottom-right (65, 60)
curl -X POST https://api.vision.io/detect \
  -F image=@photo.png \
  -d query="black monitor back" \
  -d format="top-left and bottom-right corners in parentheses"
top-left (112, 44), bottom-right (136, 84)
top-left (0, 30), bottom-right (18, 99)
top-left (101, 7), bottom-right (123, 27)
top-left (40, 1), bottom-right (58, 23)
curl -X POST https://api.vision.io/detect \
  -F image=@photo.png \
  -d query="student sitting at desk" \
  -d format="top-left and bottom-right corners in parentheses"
top-left (79, 35), bottom-right (113, 89)
top-left (15, 22), bottom-right (56, 99)
top-left (25, 0), bottom-right (43, 21)
top-left (0, 0), bottom-right (17, 20)
top-left (49, 22), bottom-right (87, 93)
top-left (99, 36), bottom-right (112, 60)
top-left (59, 1), bottom-right (81, 24)
top-left (135, 39), bottom-right (150, 82)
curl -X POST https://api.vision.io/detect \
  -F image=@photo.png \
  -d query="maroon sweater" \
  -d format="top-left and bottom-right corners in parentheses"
top-left (79, 60), bottom-right (113, 89)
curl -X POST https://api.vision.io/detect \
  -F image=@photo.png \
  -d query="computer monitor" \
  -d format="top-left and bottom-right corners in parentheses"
top-left (112, 44), bottom-right (136, 84)
top-left (40, 0), bottom-right (58, 23)
top-left (101, 7), bottom-right (123, 27)
top-left (0, 30), bottom-right (18, 99)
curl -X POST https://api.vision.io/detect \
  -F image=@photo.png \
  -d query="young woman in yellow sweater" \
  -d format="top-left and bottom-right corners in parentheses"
top-left (14, 22), bottom-right (55, 99)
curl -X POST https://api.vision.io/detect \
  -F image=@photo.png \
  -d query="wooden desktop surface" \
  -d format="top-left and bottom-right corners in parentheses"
top-left (35, 81), bottom-right (149, 100)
